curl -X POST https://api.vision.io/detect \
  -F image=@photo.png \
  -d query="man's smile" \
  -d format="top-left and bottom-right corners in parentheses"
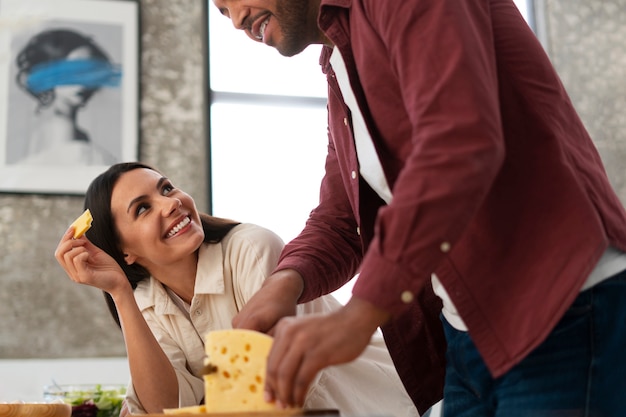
top-left (251, 15), bottom-right (271, 42)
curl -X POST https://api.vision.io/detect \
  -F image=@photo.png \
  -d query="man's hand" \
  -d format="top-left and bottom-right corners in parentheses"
top-left (264, 297), bottom-right (391, 408)
top-left (232, 269), bottom-right (304, 333)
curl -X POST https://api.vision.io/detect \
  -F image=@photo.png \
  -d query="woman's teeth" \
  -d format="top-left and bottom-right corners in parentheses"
top-left (167, 216), bottom-right (190, 238)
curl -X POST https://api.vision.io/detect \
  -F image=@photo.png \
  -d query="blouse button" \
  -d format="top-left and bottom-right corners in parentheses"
top-left (400, 291), bottom-right (414, 304)
top-left (356, 226), bottom-right (361, 236)
top-left (440, 241), bottom-right (451, 253)
top-left (351, 171), bottom-right (357, 179)
top-left (343, 117), bottom-right (348, 126)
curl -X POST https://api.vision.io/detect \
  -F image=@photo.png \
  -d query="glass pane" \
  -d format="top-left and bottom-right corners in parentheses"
top-left (208, 5), bottom-right (326, 97)
top-left (210, 102), bottom-right (327, 243)
top-left (514, 0), bottom-right (531, 23)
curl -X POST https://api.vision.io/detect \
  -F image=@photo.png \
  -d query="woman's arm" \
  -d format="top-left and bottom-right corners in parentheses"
top-left (111, 289), bottom-right (179, 413)
top-left (55, 227), bottom-right (179, 413)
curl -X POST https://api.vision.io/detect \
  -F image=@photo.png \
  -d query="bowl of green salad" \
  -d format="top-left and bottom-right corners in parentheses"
top-left (43, 384), bottom-right (126, 417)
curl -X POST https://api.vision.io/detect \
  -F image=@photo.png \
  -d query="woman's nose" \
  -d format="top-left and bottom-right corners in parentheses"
top-left (162, 197), bottom-right (182, 216)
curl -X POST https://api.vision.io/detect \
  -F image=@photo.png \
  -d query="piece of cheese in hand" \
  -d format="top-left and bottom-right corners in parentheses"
top-left (71, 209), bottom-right (93, 239)
top-left (203, 329), bottom-right (277, 412)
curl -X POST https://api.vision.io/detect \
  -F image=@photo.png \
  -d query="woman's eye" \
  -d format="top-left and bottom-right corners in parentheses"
top-left (135, 204), bottom-right (149, 216)
top-left (162, 184), bottom-right (175, 195)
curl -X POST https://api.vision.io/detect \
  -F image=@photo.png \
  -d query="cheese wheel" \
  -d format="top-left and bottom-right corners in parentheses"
top-left (203, 329), bottom-right (276, 412)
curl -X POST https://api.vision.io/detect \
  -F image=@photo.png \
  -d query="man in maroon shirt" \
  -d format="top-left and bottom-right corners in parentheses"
top-left (212, 0), bottom-right (626, 415)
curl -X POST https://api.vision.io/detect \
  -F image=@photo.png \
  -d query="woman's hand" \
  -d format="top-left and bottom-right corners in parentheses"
top-left (54, 226), bottom-right (130, 295)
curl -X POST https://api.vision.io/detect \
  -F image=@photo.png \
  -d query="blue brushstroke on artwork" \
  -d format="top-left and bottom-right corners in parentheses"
top-left (26, 59), bottom-right (122, 93)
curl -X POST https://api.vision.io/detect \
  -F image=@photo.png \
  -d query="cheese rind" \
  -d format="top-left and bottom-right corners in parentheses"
top-left (203, 329), bottom-right (275, 412)
top-left (71, 209), bottom-right (93, 239)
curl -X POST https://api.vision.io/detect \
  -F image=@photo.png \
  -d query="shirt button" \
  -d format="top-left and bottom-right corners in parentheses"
top-left (440, 241), bottom-right (451, 253)
top-left (351, 170), bottom-right (357, 179)
top-left (356, 226), bottom-right (361, 236)
top-left (344, 117), bottom-right (348, 126)
top-left (400, 291), bottom-right (414, 303)
top-left (194, 309), bottom-right (202, 316)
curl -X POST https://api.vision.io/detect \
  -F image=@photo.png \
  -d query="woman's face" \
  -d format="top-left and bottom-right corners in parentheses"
top-left (110, 168), bottom-right (205, 273)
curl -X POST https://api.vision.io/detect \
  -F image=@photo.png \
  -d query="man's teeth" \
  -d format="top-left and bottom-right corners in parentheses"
top-left (167, 217), bottom-right (190, 238)
top-left (259, 18), bottom-right (268, 40)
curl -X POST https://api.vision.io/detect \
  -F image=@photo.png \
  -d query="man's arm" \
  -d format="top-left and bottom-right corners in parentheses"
top-left (232, 268), bottom-right (303, 333)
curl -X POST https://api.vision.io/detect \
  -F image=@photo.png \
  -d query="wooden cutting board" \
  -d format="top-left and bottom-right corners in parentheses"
top-left (0, 403), bottom-right (72, 417)
top-left (134, 409), bottom-right (340, 417)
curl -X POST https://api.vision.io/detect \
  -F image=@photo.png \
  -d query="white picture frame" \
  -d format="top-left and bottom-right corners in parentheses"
top-left (0, 0), bottom-right (139, 194)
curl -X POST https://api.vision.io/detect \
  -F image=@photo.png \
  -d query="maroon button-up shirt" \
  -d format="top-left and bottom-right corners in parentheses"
top-left (274, 0), bottom-right (626, 412)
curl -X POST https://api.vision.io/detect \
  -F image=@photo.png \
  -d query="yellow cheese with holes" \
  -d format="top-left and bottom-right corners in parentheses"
top-left (71, 209), bottom-right (93, 238)
top-left (203, 329), bottom-right (275, 412)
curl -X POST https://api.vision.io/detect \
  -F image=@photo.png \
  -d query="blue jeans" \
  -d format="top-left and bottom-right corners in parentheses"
top-left (442, 269), bottom-right (626, 417)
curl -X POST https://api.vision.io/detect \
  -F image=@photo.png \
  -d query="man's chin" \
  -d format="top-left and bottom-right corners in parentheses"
top-left (275, 41), bottom-right (308, 57)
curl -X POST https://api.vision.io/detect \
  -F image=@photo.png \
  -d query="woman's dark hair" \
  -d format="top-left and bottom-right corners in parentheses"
top-left (84, 161), bottom-right (240, 328)
top-left (16, 28), bottom-right (111, 108)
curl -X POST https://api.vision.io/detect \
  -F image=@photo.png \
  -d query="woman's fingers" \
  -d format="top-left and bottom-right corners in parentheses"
top-left (55, 227), bottom-right (91, 282)
top-left (54, 227), bottom-right (74, 261)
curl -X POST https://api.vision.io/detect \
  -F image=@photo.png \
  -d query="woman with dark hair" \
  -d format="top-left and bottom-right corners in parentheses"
top-left (15, 28), bottom-right (120, 165)
top-left (55, 162), bottom-right (419, 416)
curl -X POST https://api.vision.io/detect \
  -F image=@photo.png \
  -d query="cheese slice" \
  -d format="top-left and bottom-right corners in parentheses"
top-left (163, 405), bottom-right (206, 414)
top-left (71, 209), bottom-right (93, 239)
top-left (203, 329), bottom-right (276, 412)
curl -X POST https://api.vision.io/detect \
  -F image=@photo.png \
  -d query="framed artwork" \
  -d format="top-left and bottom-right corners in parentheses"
top-left (0, 0), bottom-right (140, 194)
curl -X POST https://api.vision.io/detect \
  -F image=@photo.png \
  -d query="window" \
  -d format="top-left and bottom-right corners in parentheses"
top-left (208, 5), bottom-right (327, 242)
top-left (207, 1), bottom-right (533, 302)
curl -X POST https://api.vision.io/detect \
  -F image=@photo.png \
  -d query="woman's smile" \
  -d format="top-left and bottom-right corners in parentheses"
top-left (165, 215), bottom-right (192, 239)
